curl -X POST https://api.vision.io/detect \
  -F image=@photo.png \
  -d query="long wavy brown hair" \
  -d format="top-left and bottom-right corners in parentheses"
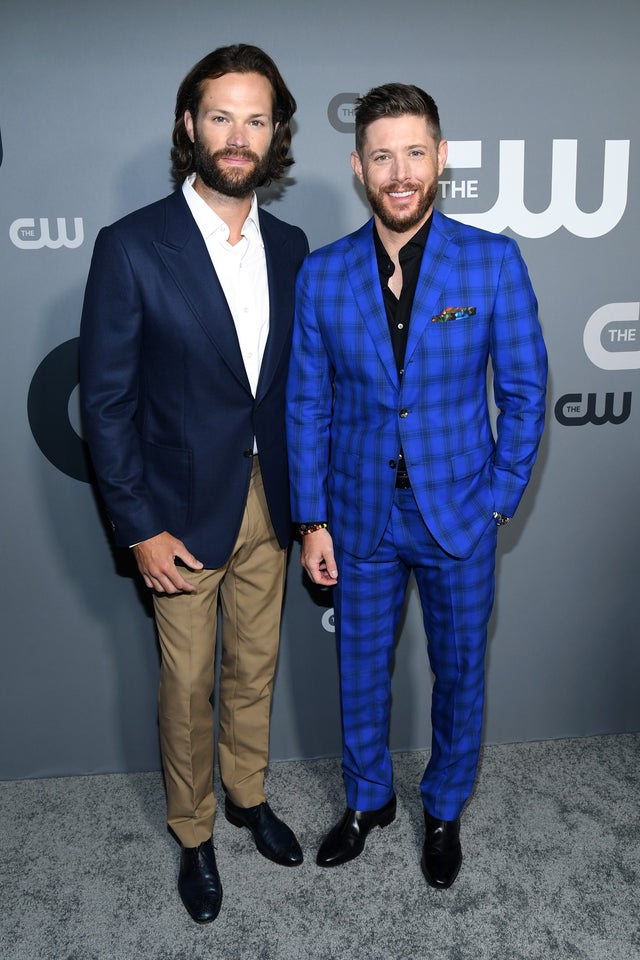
top-left (170, 44), bottom-right (296, 187)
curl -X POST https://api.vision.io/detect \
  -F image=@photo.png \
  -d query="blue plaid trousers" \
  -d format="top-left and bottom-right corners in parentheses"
top-left (333, 486), bottom-right (498, 821)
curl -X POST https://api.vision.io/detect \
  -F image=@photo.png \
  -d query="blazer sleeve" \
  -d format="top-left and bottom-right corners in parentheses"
top-left (489, 237), bottom-right (548, 517)
top-left (286, 256), bottom-right (334, 522)
top-left (79, 226), bottom-right (164, 547)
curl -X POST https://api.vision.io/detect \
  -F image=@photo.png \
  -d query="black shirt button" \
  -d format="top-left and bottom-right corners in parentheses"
top-left (243, 449), bottom-right (253, 458)
top-left (399, 408), bottom-right (409, 418)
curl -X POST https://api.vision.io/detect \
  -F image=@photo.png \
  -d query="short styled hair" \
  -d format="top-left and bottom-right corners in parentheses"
top-left (354, 83), bottom-right (442, 156)
top-left (170, 44), bottom-right (296, 186)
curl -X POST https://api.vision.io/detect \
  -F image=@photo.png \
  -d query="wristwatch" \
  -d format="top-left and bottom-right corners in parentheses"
top-left (493, 512), bottom-right (511, 526)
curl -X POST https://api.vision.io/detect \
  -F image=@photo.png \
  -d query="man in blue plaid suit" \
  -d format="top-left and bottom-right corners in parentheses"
top-left (286, 83), bottom-right (547, 888)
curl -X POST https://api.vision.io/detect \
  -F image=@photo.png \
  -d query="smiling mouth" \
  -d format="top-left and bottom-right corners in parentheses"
top-left (387, 189), bottom-right (417, 199)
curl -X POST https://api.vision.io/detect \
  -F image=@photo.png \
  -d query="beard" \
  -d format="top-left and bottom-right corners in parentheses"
top-left (193, 134), bottom-right (271, 198)
top-left (366, 177), bottom-right (439, 233)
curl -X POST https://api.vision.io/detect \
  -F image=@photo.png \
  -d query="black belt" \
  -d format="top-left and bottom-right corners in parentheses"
top-left (395, 472), bottom-right (411, 489)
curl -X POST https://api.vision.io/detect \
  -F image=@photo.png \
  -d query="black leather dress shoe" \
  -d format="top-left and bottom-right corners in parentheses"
top-left (420, 811), bottom-right (462, 889)
top-left (225, 797), bottom-right (303, 866)
top-left (178, 838), bottom-right (222, 924)
top-left (316, 794), bottom-right (397, 867)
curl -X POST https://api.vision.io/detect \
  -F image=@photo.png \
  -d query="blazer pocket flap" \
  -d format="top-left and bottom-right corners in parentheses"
top-left (450, 443), bottom-right (493, 481)
top-left (330, 443), bottom-right (358, 479)
top-left (141, 438), bottom-right (192, 529)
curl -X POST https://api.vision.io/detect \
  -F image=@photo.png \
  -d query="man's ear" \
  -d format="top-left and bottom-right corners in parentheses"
top-left (184, 110), bottom-right (195, 144)
top-left (350, 150), bottom-right (364, 184)
top-left (437, 139), bottom-right (448, 177)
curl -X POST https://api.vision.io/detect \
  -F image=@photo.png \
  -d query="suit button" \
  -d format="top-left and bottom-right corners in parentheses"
top-left (399, 408), bottom-right (409, 418)
top-left (389, 460), bottom-right (396, 469)
top-left (243, 449), bottom-right (253, 458)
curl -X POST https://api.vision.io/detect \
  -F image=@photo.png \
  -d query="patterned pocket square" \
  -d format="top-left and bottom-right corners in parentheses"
top-left (432, 306), bottom-right (477, 322)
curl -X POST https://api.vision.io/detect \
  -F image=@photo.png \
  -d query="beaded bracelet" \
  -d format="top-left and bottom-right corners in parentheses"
top-left (299, 522), bottom-right (328, 535)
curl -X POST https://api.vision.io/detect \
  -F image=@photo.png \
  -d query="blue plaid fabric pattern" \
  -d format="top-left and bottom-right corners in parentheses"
top-left (286, 210), bottom-right (547, 561)
top-left (334, 489), bottom-right (497, 818)
top-left (286, 210), bottom-right (547, 816)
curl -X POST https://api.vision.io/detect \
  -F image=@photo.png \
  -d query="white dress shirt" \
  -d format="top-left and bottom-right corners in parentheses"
top-left (182, 174), bottom-right (270, 401)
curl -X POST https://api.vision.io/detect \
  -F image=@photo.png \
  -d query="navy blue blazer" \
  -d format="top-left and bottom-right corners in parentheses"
top-left (80, 189), bottom-right (308, 568)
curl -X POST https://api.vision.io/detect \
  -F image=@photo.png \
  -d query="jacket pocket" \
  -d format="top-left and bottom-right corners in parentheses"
top-left (330, 443), bottom-right (358, 479)
top-left (141, 438), bottom-right (192, 533)
top-left (450, 442), bottom-right (494, 481)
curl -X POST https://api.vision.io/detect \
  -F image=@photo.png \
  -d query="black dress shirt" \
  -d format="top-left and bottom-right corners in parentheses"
top-left (373, 215), bottom-right (432, 376)
top-left (373, 216), bottom-right (432, 480)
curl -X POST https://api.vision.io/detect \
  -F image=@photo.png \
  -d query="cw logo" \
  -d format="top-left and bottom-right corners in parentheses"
top-left (28, 338), bottom-right (92, 482)
top-left (554, 392), bottom-right (632, 426)
top-left (321, 609), bottom-right (335, 633)
top-left (326, 97), bottom-right (630, 239)
top-left (583, 302), bottom-right (640, 370)
top-left (446, 139), bottom-right (629, 238)
top-left (10, 217), bottom-right (84, 249)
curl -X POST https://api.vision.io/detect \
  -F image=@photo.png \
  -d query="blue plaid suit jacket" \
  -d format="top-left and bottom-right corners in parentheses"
top-left (286, 210), bottom-right (547, 560)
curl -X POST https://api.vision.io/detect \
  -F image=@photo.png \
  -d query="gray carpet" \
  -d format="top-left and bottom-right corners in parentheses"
top-left (1, 735), bottom-right (639, 960)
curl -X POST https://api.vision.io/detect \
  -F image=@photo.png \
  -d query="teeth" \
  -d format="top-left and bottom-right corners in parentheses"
top-left (389, 190), bottom-right (415, 198)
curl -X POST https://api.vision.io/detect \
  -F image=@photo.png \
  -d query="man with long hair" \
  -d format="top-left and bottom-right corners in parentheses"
top-left (81, 45), bottom-right (308, 923)
top-left (287, 83), bottom-right (546, 889)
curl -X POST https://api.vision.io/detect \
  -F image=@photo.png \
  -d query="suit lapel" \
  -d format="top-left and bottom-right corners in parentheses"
top-left (404, 209), bottom-right (460, 365)
top-left (345, 220), bottom-right (398, 387)
top-left (154, 190), bottom-right (251, 393)
top-left (255, 211), bottom-right (292, 402)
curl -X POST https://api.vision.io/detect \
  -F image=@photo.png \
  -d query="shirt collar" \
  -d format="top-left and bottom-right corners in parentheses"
top-left (373, 213), bottom-right (432, 266)
top-left (182, 173), bottom-right (263, 246)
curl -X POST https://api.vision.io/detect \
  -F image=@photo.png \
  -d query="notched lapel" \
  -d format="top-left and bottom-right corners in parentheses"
top-left (345, 224), bottom-right (398, 387)
top-left (405, 213), bottom-right (460, 364)
top-left (255, 214), bottom-right (292, 402)
top-left (154, 192), bottom-right (251, 393)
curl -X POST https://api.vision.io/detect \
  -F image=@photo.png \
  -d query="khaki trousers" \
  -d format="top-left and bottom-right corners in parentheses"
top-left (153, 459), bottom-right (286, 848)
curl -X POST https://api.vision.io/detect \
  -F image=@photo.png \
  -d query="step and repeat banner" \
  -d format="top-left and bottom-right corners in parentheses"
top-left (2, 0), bottom-right (638, 778)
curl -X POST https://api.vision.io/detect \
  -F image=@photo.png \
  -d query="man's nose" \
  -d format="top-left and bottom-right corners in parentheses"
top-left (227, 123), bottom-right (249, 148)
top-left (390, 157), bottom-right (411, 181)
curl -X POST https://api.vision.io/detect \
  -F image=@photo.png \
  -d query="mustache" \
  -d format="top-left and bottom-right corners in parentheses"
top-left (212, 147), bottom-right (261, 164)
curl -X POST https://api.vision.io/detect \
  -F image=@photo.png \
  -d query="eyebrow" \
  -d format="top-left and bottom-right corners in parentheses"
top-left (203, 107), bottom-right (271, 120)
top-left (370, 142), bottom-right (429, 153)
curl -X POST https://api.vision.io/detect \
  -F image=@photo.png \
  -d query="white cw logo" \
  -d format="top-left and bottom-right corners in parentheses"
top-left (583, 302), bottom-right (640, 370)
top-left (10, 217), bottom-right (84, 249)
top-left (445, 140), bottom-right (629, 238)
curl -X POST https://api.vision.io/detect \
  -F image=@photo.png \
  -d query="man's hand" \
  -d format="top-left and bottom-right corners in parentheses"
top-left (300, 528), bottom-right (338, 586)
top-left (133, 532), bottom-right (203, 594)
